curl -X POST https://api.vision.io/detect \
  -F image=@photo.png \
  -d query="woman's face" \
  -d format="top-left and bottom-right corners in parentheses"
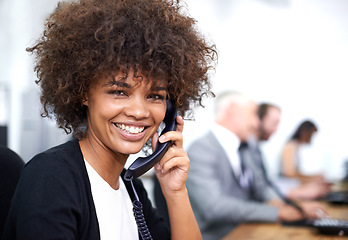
top-left (83, 70), bottom-right (167, 156)
top-left (303, 129), bottom-right (316, 143)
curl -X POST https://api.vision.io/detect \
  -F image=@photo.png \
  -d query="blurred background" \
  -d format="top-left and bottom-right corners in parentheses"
top-left (1, 0), bottom-right (348, 183)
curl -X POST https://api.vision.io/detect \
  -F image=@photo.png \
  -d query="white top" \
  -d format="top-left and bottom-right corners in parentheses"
top-left (84, 159), bottom-right (139, 240)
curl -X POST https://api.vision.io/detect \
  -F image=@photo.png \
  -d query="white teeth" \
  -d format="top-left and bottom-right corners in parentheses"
top-left (116, 123), bottom-right (145, 134)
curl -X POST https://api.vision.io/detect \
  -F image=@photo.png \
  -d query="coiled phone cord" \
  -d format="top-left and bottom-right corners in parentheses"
top-left (130, 180), bottom-right (153, 240)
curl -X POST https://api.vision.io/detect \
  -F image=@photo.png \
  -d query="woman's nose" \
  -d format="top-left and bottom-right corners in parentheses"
top-left (124, 97), bottom-right (150, 119)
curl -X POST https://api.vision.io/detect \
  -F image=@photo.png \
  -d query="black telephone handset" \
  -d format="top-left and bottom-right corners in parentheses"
top-left (124, 100), bottom-right (177, 181)
top-left (124, 100), bottom-right (177, 240)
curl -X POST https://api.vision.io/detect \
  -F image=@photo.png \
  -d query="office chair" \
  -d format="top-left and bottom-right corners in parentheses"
top-left (0, 145), bottom-right (25, 237)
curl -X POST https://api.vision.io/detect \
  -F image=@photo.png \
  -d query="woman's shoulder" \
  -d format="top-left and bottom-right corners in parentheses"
top-left (284, 140), bottom-right (299, 149)
top-left (25, 139), bottom-right (84, 175)
top-left (281, 140), bottom-right (300, 157)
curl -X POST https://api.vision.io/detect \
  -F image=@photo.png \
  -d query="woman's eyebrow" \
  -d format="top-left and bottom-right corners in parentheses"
top-left (104, 80), bottom-right (131, 88)
top-left (153, 86), bottom-right (166, 91)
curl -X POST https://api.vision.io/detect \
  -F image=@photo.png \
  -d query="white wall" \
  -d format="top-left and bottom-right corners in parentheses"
top-left (183, 0), bottom-right (348, 181)
top-left (1, 0), bottom-right (348, 180)
top-left (0, 0), bottom-right (71, 161)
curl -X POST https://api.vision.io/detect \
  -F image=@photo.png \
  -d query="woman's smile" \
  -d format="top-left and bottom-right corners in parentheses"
top-left (115, 123), bottom-right (145, 134)
top-left (113, 122), bottom-right (149, 142)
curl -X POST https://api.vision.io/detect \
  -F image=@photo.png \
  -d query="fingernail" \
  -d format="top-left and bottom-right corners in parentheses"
top-left (156, 163), bottom-right (161, 170)
top-left (159, 135), bottom-right (165, 142)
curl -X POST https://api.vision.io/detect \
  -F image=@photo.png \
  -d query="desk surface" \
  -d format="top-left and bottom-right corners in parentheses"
top-left (222, 203), bottom-right (348, 240)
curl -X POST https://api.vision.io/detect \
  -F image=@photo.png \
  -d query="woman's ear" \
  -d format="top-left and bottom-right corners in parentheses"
top-left (82, 95), bottom-right (88, 106)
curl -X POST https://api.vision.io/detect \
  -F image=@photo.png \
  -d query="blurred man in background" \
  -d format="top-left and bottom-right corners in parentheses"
top-left (248, 103), bottom-right (330, 200)
top-left (186, 92), bottom-right (326, 240)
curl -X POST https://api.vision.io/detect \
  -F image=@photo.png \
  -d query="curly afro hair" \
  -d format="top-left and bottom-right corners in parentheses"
top-left (27, 0), bottom-right (217, 139)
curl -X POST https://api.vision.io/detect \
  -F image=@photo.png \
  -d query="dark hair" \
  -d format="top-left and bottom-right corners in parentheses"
top-left (291, 120), bottom-right (318, 140)
top-left (27, 0), bottom-right (217, 139)
top-left (258, 103), bottom-right (280, 120)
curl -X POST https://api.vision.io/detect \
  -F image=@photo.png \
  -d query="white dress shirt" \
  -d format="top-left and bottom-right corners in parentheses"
top-left (211, 123), bottom-right (252, 189)
top-left (211, 123), bottom-right (242, 178)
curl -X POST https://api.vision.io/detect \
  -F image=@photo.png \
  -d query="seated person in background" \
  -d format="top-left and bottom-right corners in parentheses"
top-left (0, 145), bottom-right (25, 237)
top-left (186, 91), bottom-right (327, 240)
top-left (280, 120), bottom-right (328, 185)
top-left (3, 0), bottom-right (218, 239)
top-left (247, 103), bottom-right (330, 200)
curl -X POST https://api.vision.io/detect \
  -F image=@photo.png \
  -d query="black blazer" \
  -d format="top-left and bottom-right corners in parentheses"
top-left (3, 140), bottom-right (170, 240)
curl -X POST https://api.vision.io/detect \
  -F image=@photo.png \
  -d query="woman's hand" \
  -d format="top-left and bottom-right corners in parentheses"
top-left (152, 115), bottom-right (189, 196)
top-left (152, 115), bottom-right (202, 240)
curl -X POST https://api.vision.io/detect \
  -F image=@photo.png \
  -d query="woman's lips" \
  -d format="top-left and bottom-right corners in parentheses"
top-left (114, 123), bottom-right (148, 141)
top-left (115, 123), bottom-right (145, 134)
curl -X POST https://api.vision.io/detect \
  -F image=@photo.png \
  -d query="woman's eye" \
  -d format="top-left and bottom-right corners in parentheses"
top-left (109, 90), bottom-right (127, 96)
top-left (148, 94), bottom-right (165, 100)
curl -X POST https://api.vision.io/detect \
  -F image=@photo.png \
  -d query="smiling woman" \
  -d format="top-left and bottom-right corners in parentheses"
top-left (82, 70), bottom-right (167, 160)
top-left (25, 0), bottom-right (216, 140)
top-left (2, 0), bottom-right (217, 240)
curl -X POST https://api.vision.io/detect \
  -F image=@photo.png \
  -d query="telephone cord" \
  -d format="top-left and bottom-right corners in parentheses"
top-left (130, 179), bottom-right (153, 240)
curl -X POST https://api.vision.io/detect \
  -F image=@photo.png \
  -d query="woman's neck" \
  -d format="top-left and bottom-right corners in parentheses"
top-left (79, 136), bottom-right (128, 190)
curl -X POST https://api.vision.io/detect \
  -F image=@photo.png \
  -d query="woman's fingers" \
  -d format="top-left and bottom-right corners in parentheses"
top-left (175, 115), bottom-right (184, 133)
top-left (156, 147), bottom-right (189, 173)
top-left (154, 115), bottom-right (187, 174)
top-left (153, 115), bottom-right (183, 151)
top-left (159, 130), bottom-right (183, 148)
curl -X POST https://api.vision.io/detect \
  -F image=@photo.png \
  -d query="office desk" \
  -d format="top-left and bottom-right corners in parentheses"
top-left (222, 203), bottom-right (348, 240)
